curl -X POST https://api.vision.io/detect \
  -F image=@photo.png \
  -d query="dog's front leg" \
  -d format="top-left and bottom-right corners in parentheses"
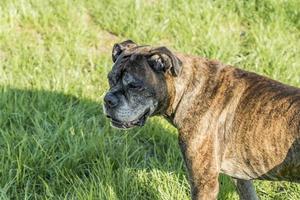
top-left (180, 136), bottom-right (220, 200)
top-left (189, 172), bottom-right (219, 200)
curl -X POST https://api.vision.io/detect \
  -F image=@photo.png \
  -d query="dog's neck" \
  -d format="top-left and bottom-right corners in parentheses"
top-left (164, 53), bottom-right (226, 130)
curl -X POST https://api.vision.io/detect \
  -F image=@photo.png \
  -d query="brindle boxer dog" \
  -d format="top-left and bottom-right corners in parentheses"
top-left (103, 40), bottom-right (300, 200)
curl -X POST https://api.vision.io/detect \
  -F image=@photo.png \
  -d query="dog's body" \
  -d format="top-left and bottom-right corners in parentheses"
top-left (166, 53), bottom-right (300, 199)
top-left (104, 41), bottom-right (300, 200)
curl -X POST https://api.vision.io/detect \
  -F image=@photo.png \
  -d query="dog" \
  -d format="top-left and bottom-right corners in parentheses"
top-left (103, 40), bottom-right (300, 200)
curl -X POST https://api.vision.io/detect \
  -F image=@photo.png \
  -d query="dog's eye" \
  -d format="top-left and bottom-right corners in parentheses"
top-left (128, 82), bottom-right (143, 90)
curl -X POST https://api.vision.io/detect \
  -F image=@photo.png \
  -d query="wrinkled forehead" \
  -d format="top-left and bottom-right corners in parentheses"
top-left (108, 50), bottom-right (151, 84)
top-left (115, 45), bottom-right (151, 67)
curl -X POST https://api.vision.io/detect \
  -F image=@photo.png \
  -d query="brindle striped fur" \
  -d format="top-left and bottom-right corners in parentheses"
top-left (165, 53), bottom-right (300, 199)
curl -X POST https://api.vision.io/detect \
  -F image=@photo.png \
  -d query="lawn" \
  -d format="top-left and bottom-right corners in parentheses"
top-left (0, 0), bottom-right (299, 199)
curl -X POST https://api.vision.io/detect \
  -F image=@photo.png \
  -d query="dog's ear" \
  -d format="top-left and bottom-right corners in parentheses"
top-left (148, 47), bottom-right (182, 76)
top-left (112, 40), bottom-right (137, 62)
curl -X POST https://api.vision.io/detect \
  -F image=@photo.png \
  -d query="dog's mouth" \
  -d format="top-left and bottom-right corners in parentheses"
top-left (106, 108), bottom-right (151, 129)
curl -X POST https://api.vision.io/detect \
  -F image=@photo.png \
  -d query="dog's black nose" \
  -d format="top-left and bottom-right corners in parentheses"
top-left (104, 92), bottom-right (119, 108)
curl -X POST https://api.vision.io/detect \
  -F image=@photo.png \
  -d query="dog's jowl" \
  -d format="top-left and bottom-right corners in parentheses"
top-left (104, 40), bottom-right (300, 200)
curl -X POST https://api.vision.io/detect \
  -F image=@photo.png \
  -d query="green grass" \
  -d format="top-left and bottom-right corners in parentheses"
top-left (0, 0), bottom-right (299, 199)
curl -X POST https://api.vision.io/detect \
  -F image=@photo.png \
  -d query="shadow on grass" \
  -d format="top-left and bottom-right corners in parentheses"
top-left (0, 87), bottom-right (237, 199)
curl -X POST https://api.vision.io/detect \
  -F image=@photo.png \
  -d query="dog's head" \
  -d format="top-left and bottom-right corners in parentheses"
top-left (103, 40), bottom-right (182, 129)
